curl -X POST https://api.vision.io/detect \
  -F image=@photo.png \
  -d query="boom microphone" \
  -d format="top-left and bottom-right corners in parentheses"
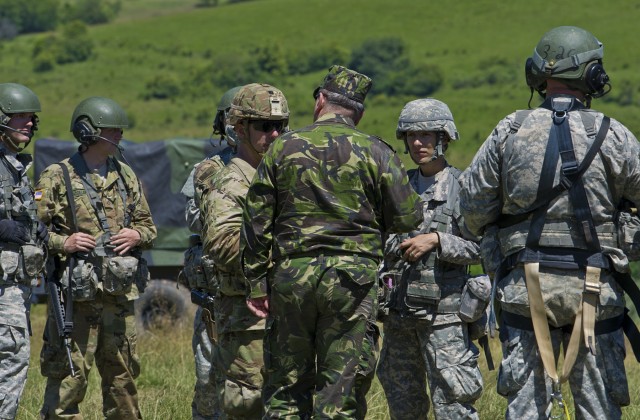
top-left (83, 133), bottom-right (124, 152)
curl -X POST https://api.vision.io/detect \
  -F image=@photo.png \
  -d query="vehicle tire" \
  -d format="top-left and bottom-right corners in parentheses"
top-left (135, 279), bottom-right (193, 331)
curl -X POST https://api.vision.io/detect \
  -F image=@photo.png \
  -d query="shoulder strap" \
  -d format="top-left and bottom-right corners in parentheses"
top-left (498, 114), bottom-right (610, 229)
top-left (57, 162), bottom-right (79, 233)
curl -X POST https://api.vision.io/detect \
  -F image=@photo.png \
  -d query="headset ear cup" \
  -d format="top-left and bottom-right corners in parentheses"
top-left (525, 57), bottom-right (546, 95)
top-left (583, 62), bottom-right (610, 95)
top-left (72, 119), bottom-right (98, 142)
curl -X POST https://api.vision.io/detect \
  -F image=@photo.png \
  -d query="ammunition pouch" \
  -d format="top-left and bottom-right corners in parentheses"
top-left (179, 243), bottom-right (218, 293)
top-left (405, 268), bottom-right (440, 309)
top-left (62, 259), bottom-right (99, 302)
top-left (102, 255), bottom-right (138, 296)
top-left (458, 274), bottom-right (492, 323)
top-left (0, 242), bottom-right (46, 286)
top-left (616, 210), bottom-right (640, 261)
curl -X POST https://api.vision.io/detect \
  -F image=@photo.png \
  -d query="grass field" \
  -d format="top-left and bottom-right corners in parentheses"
top-left (15, 302), bottom-right (640, 419)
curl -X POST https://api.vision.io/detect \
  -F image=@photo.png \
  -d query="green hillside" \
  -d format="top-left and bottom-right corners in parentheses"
top-left (1, 0), bottom-right (639, 170)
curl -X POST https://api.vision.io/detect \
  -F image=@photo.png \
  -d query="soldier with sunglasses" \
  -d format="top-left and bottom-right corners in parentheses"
top-left (199, 83), bottom-right (289, 419)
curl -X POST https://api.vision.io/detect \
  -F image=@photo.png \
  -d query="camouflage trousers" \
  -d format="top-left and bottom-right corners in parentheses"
top-left (192, 306), bottom-right (221, 420)
top-left (40, 293), bottom-right (141, 420)
top-left (212, 294), bottom-right (264, 419)
top-left (498, 324), bottom-right (628, 419)
top-left (264, 255), bottom-right (380, 419)
top-left (377, 312), bottom-right (483, 420)
top-left (0, 324), bottom-right (29, 420)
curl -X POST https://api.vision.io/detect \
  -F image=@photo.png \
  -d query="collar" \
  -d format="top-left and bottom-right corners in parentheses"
top-left (315, 112), bottom-right (356, 127)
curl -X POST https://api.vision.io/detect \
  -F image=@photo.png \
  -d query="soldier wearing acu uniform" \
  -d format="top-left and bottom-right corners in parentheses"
top-left (242, 65), bottom-right (422, 419)
top-left (37, 97), bottom-right (157, 420)
top-left (179, 86), bottom-right (240, 420)
top-left (376, 98), bottom-right (484, 420)
top-left (460, 26), bottom-right (640, 419)
top-left (200, 83), bottom-right (289, 419)
top-left (0, 83), bottom-right (48, 420)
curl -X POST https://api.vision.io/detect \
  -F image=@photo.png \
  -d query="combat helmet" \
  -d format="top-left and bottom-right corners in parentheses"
top-left (525, 26), bottom-right (610, 98)
top-left (71, 96), bottom-right (129, 144)
top-left (213, 86), bottom-right (242, 146)
top-left (0, 83), bottom-right (41, 151)
top-left (396, 98), bottom-right (459, 141)
top-left (227, 83), bottom-right (289, 126)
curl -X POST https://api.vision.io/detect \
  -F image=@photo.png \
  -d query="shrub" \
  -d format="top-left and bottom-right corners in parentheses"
top-left (143, 74), bottom-right (181, 100)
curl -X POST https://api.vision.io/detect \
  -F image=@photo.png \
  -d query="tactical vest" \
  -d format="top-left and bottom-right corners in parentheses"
top-left (60, 154), bottom-right (147, 300)
top-left (0, 152), bottom-right (45, 285)
top-left (395, 167), bottom-right (468, 317)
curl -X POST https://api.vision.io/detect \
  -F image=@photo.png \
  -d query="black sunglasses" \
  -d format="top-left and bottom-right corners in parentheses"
top-left (250, 120), bottom-right (286, 133)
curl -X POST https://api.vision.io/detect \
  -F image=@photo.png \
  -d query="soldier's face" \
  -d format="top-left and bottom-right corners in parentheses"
top-left (3, 112), bottom-right (35, 147)
top-left (406, 131), bottom-right (448, 165)
top-left (96, 127), bottom-right (123, 155)
top-left (247, 120), bottom-right (282, 154)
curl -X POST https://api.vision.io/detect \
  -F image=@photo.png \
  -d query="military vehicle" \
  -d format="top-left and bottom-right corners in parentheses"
top-left (33, 137), bottom-right (233, 329)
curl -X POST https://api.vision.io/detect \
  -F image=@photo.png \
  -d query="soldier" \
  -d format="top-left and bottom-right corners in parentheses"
top-left (460, 26), bottom-right (640, 419)
top-left (200, 83), bottom-right (289, 418)
top-left (0, 83), bottom-right (48, 420)
top-left (37, 97), bottom-right (157, 420)
top-left (179, 85), bottom-right (240, 420)
top-left (242, 65), bottom-right (422, 418)
top-left (376, 98), bottom-right (484, 420)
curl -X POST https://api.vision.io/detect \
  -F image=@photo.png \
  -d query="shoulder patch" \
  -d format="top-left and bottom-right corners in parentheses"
top-left (34, 189), bottom-right (44, 201)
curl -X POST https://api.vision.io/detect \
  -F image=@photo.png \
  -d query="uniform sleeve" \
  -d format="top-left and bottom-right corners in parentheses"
top-left (378, 149), bottom-right (423, 233)
top-left (241, 156), bottom-right (276, 299)
top-left (35, 165), bottom-right (71, 255)
top-left (437, 199), bottom-right (481, 265)
top-left (128, 170), bottom-right (156, 248)
top-left (459, 118), bottom-right (511, 236)
top-left (201, 173), bottom-right (243, 273)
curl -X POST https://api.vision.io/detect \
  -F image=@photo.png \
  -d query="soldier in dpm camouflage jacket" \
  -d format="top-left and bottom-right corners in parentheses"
top-left (242, 66), bottom-right (422, 419)
top-left (376, 99), bottom-right (484, 420)
top-left (461, 26), bottom-right (640, 419)
top-left (0, 83), bottom-right (49, 420)
top-left (36, 97), bottom-right (156, 420)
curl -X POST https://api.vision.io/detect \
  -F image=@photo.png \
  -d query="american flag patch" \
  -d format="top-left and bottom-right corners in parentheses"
top-left (34, 190), bottom-right (43, 200)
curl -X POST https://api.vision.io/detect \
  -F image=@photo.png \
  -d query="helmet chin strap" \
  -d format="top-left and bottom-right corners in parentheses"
top-left (0, 131), bottom-right (30, 152)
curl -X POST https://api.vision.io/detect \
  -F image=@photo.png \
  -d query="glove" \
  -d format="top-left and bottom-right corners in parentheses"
top-left (36, 220), bottom-right (50, 244)
top-left (0, 219), bottom-right (29, 245)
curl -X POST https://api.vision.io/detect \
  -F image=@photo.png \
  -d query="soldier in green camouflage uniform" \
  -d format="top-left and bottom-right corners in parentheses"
top-left (242, 66), bottom-right (422, 419)
top-left (461, 26), bottom-right (640, 419)
top-left (0, 83), bottom-right (49, 420)
top-left (37, 97), bottom-right (157, 420)
top-left (180, 86), bottom-right (240, 420)
top-left (376, 99), bottom-right (484, 420)
top-left (200, 83), bottom-right (289, 419)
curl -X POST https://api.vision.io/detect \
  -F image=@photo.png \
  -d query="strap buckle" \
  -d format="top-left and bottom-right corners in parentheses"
top-left (550, 381), bottom-right (570, 419)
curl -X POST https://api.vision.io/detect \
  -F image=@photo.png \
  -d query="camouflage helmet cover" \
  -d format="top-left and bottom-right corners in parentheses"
top-left (313, 65), bottom-right (372, 104)
top-left (529, 26), bottom-right (603, 81)
top-left (0, 83), bottom-right (41, 118)
top-left (227, 83), bottom-right (289, 125)
top-left (396, 98), bottom-right (459, 141)
top-left (70, 96), bottom-right (129, 131)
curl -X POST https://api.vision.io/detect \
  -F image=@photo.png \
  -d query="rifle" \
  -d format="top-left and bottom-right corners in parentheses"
top-left (46, 255), bottom-right (76, 377)
top-left (190, 288), bottom-right (217, 343)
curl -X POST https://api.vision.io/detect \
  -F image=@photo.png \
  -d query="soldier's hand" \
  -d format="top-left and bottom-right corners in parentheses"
top-left (0, 219), bottom-right (29, 245)
top-left (246, 296), bottom-right (269, 318)
top-left (64, 232), bottom-right (96, 254)
top-left (111, 228), bottom-right (141, 255)
top-left (400, 232), bottom-right (440, 262)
